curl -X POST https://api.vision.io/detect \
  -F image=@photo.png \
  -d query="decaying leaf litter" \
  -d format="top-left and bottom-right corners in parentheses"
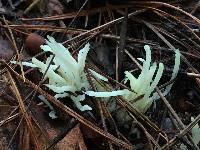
top-left (0, 0), bottom-right (200, 149)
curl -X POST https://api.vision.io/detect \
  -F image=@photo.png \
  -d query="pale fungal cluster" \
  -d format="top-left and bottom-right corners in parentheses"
top-left (123, 45), bottom-right (180, 113)
top-left (123, 45), bottom-right (165, 113)
top-left (11, 36), bottom-right (181, 117)
top-left (12, 36), bottom-right (105, 112)
top-left (87, 45), bottom-right (180, 114)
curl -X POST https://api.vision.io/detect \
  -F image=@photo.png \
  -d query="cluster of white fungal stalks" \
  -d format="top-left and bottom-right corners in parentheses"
top-left (11, 36), bottom-right (180, 116)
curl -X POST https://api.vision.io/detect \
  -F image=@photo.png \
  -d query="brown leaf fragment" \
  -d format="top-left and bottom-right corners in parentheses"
top-left (48, 0), bottom-right (64, 15)
top-left (0, 37), bottom-right (15, 61)
top-left (40, 0), bottom-right (64, 15)
top-left (57, 124), bottom-right (87, 150)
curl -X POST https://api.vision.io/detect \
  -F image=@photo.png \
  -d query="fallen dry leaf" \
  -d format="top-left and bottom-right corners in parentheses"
top-left (48, 0), bottom-right (64, 15)
top-left (57, 124), bottom-right (87, 150)
top-left (40, 0), bottom-right (64, 15)
top-left (0, 37), bottom-right (15, 61)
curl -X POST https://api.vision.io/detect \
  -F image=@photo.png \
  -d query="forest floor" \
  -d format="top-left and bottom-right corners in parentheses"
top-left (0, 0), bottom-right (200, 150)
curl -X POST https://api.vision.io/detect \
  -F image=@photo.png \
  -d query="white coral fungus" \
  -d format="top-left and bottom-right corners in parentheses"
top-left (86, 45), bottom-right (180, 114)
top-left (11, 37), bottom-right (180, 114)
top-left (123, 45), bottom-right (180, 113)
top-left (12, 36), bottom-right (100, 111)
top-left (38, 36), bottom-right (92, 111)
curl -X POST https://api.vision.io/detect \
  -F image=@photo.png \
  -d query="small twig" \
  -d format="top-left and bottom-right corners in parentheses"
top-left (6, 115), bottom-right (23, 150)
top-left (116, 8), bottom-right (128, 81)
top-left (60, 0), bottom-right (89, 40)
top-left (68, 0), bottom-right (89, 28)
top-left (2, 16), bottom-right (26, 82)
top-left (130, 1), bottom-right (200, 25)
top-left (187, 72), bottom-right (200, 78)
top-left (0, 113), bottom-right (19, 126)
top-left (24, 0), bottom-right (40, 14)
